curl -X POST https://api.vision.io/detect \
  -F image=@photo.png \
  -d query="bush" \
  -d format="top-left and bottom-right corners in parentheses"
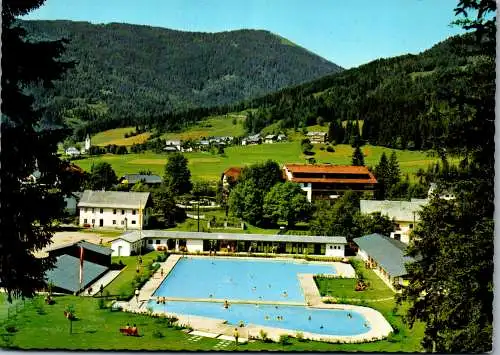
top-left (326, 146), bottom-right (335, 152)
top-left (279, 334), bottom-right (292, 345)
top-left (152, 330), bottom-right (164, 338)
top-left (97, 297), bottom-right (106, 309)
top-left (4, 325), bottom-right (17, 333)
top-left (319, 146), bottom-right (325, 151)
top-left (259, 329), bottom-right (268, 342)
top-left (295, 332), bottom-right (306, 342)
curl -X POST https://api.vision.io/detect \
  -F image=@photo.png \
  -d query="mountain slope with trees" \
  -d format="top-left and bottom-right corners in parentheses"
top-left (243, 31), bottom-right (488, 151)
top-left (19, 19), bottom-right (342, 132)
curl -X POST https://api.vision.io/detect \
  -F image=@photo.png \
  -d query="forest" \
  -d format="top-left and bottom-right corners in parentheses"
top-left (242, 32), bottom-right (493, 151)
top-left (19, 19), bottom-right (341, 137)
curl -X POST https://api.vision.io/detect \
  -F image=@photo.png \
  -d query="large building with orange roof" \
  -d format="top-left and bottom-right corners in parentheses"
top-left (283, 164), bottom-right (377, 201)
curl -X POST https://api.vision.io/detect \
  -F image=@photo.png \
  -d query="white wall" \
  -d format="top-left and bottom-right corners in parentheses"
top-left (391, 220), bottom-right (415, 244)
top-left (186, 239), bottom-right (204, 252)
top-left (111, 239), bottom-right (131, 257)
top-left (79, 207), bottom-right (144, 229)
top-left (325, 243), bottom-right (345, 257)
top-left (299, 183), bottom-right (313, 202)
top-left (357, 248), bottom-right (369, 262)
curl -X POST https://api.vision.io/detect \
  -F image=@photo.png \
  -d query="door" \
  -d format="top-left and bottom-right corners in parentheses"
top-left (99, 219), bottom-right (104, 227)
top-left (118, 245), bottom-right (122, 257)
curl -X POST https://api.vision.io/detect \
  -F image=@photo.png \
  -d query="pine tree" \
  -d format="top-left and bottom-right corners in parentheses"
top-left (1, 0), bottom-right (73, 302)
top-left (374, 152), bottom-right (389, 199)
top-left (387, 151), bottom-right (401, 188)
top-left (163, 153), bottom-right (193, 195)
top-left (351, 146), bottom-right (365, 166)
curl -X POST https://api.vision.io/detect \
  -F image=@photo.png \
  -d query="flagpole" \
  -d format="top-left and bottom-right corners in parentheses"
top-left (79, 246), bottom-right (84, 294)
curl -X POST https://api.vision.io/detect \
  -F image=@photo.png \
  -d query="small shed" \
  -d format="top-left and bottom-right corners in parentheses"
top-left (45, 240), bottom-right (113, 267)
top-left (45, 255), bottom-right (108, 294)
top-left (110, 232), bottom-right (146, 257)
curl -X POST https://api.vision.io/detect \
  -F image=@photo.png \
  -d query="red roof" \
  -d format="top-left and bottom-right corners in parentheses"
top-left (283, 164), bottom-right (377, 184)
top-left (223, 167), bottom-right (243, 180)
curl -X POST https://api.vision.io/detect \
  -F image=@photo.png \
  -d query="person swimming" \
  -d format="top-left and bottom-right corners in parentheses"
top-left (308, 315), bottom-right (312, 321)
top-left (265, 315), bottom-right (270, 320)
top-left (347, 312), bottom-right (352, 319)
top-left (320, 325), bottom-right (324, 329)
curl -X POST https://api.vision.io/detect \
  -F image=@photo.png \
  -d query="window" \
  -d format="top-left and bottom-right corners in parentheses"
top-left (395, 223), bottom-right (400, 229)
top-left (92, 208), bottom-right (95, 213)
top-left (100, 208), bottom-right (103, 214)
top-left (148, 240), bottom-right (153, 244)
top-left (121, 210), bottom-right (125, 215)
top-left (84, 208), bottom-right (87, 213)
top-left (113, 209), bottom-right (117, 215)
top-left (131, 220), bottom-right (136, 225)
top-left (112, 220), bottom-right (116, 225)
top-left (132, 210), bottom-right (136, 215)
top-left (156, 240), bottom-right (160, 245)
top-left (91, 219), bottom-right (95, 224)
top-left (121, 220), bottom-right (124, 225)
top-left (84, 219), bottom-right (88, 224)
top-left (409, 223), bottom-right (414, 229)
top-left (329, 245), bottom-right (333, 249)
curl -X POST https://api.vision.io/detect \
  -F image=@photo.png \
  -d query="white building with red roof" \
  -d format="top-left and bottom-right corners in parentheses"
top-left (283, 164), bottom-right (377, 202)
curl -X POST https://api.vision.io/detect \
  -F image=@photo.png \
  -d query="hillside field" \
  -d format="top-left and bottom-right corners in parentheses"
top-left (91, 127), bottom-right (151, 147)
top-left (74, 142), bottom-right (443, 182)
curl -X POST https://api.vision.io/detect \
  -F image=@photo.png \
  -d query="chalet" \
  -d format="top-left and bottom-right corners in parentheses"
top-left (221, 167), bottom-right (243, 188)
top-left (163, 146), bottom-right (178, 153)
top-left (360, 199), bottom-right (428, 244)
top-left (65, 147), bottom-right (81, 157)
top-left (242, 134), bottom-right (262, 145)
top-left (283, 164), bottom-right (377, 202)
top-left (277, 134), bottom-right (287, 142)
top-left (306, 131), bottom-right (327, 144)
top-left (264, 134), bottom-right (277, 144)
top-left (118, 174), bottom-right (162, 187)
top-left (354, 233), bottom-right (417, 290)
top-left (199, 140), bottom-right (211, 148)
top-left (78, 190), bottom-right (152, 230)
top-left (164, 140), bottom-right (181, 151)
top-left (110, 230), bottom-right (347, 257)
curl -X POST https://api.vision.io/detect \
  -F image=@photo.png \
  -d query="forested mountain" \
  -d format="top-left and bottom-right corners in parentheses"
top-left (20, 19), bottom-right (341, 133)
top-left (243, 33), bottom-right (492, 151)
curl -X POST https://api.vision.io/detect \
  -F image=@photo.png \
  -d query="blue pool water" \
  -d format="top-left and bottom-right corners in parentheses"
top-left (153, 257), bottom-right (336, 302)
top-left (147, 300), bottom-right (370, 336)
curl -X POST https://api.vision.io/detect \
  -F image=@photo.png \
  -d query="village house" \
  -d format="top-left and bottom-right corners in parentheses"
top-left (277, 134), bottom-right (287, 142)
top-left (242, 134), bottom-right (262, 145)
top-left (306, 131), bottom-right (328, 144)
top-left (354, 233), bottom-right (417, 291)
top-left (78, 190), bottom-right (152, 230)
top-left (221, 167), bottom-right (243, 189)
top-left (110, 230), bottom-right (347, 257)
top-left (118, 174), bottom-right (162, 187)
top-left (65, 147), bottom-right (81, 157)
top-left (283, 164), bottom-right (377, 202)
top-left (264, 134), bottom-right (277, 144)
top-left (164, 140), bottom-right (181, 152)
top-left (360, 199), bottom-right (428, 244)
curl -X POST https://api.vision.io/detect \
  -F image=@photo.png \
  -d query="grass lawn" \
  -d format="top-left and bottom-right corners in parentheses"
top-left (74, 143), bottom-right (443, 183)
top-left (0, 293), bottom-right (424, 351)
top-left (104, 251), bottom-right (162, 299)
top-left (315, 259), bottom-right (396, 300)
top-left (91, 127), bottom-right (151, 147)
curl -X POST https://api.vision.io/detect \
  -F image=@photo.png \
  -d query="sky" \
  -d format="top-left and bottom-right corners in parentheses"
top-left (22, 0), bottom-right (466, 69)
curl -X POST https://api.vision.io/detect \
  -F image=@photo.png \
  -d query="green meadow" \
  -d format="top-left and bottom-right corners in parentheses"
top-left (74, 142), bottom-right (441, 182)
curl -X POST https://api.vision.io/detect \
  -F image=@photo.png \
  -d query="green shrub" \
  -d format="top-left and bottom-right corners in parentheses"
top-left (295, 332), bottom-right (306, 342)
top-left (279, 334), bottom-right (292, 345)
top-left (152, 330), bottom-right (164, 338)
top-left (326, 146), bottom-right (335, 152)
top-left (97, 297), bottom-right (106, 309)
top-left (4, 325), bottom-right (17, 333)
top-left (259, 329), bottom-right (268, 342)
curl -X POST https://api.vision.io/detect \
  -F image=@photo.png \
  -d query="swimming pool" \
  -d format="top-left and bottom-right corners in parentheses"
top-left (153, 257), bottom-right (336, 302)
top-left (146, 300), bottom-right (370, 336)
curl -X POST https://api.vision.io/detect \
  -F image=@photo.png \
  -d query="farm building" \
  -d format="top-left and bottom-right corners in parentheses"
top-left (283, 164), bottom-right (377, 201)
top-left (110, 230), bottom-right (347, 257)
top-left (78, 190), bottom-right (152, 230)
top-left (354, 233), bottom-right (416, 290)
